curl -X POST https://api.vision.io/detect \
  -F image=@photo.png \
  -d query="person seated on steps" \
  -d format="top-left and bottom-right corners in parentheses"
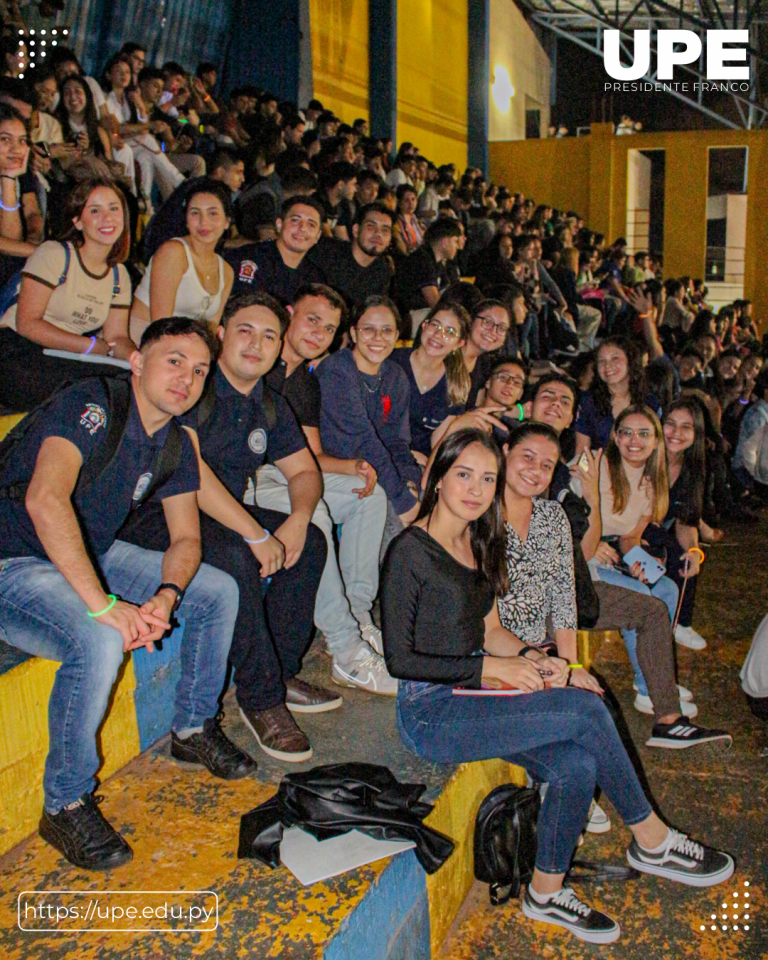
top-left (0, 316), bottom-right (256, 872)
top-left (382, 428), bottom-right (735, 947)
top-left (253, 283), bottom-right (397, 695)
top-left (119, 291), bottom-right (333, 764)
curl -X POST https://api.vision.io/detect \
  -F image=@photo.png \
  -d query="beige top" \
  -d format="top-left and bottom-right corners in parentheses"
top-left (0, 241), bottom-right (131, 335)
top-left (599, 458), bottom-right (653, 537)
top-left (30, 111), bottom-right (64, 145)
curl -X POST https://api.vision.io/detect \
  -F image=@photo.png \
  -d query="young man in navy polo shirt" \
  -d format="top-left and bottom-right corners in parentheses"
top-left (0, 317), bottom-right (256, 872)
top-left (121, 292), bottom-right (332, 763)
top-left (257, 284), bottom-right (397, 694)
top-left (224, 195), bottom-right (325, 303)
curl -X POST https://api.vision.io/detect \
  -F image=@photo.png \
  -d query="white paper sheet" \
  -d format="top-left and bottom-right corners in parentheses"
top-left (43, 349), bottom-right (131, 369)
top-left (279, 826), bottom-right (415, 886)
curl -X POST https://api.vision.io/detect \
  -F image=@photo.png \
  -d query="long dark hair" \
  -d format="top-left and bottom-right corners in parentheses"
top-left (593, 335), bottom-right (646, 416)
top-left (56, 75), bottom-right (105, 159)
top-left (664, 397), bottom-right (705, 525)
top-left (418, 428), bottom-right (509, 595)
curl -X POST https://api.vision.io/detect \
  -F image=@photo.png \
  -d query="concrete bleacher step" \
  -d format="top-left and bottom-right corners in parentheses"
top-left (0, 633), bottom-right (528, 958)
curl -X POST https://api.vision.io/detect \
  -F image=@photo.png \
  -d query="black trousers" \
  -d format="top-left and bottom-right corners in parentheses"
top-left (119, 503), bottom-right (327, 712)
top-left (0, 328), bottom-right (126, 413)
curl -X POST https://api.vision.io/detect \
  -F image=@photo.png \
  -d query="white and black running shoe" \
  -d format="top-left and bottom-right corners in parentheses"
top-left (627, 829), bottom-right (735, 887)
top-left (646, 721), bottom-right (732, 749)
top-left (522, 886), bottom-right (620, 944)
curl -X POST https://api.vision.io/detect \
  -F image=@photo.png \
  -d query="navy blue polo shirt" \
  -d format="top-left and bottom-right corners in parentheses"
top-left (223, 240), bottom-right (324, 304)
top-left (0, 379), bottom-right (199, 561)
top-left (575, 390), bottom-right (662, 449)
top-left (183, 367), bottom-right (307, 500)
top-left (390, 347), bottom-right (466, 456)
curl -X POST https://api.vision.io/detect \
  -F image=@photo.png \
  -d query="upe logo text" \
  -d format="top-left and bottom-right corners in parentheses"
top-left (604, 30), bottom-right (749, 81)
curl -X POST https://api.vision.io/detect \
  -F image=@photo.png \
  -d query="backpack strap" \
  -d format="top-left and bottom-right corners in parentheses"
top-left (262, 384), bottom-right (277, 432)
top-left (197, 377), bottom-right (276, 432)
top-left (57, 241), bottom-right (72, 286)
top-left (0, 375), bottom-right (132, 502)
top-left (135, 419), bottom-right (183, 507)
top-left (195, 376), bottom-right (217, 429)
top-left (111, 264), bottom-right (120, 297)
top-left (74, 375), bottom-right (132, 495)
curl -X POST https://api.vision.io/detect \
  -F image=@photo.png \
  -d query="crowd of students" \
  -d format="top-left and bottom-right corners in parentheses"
top-left (0, 33), bottom-right (763, 946)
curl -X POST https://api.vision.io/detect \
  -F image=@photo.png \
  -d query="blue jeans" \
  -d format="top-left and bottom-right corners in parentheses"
top-left (396, 682), bottom-right (652, 874)
top-left (596, 566), bottom-right (678, 697)
top-left (520, 310), bottom-right (540, 360)
top-left (0, 540), bottom-right (239, 812)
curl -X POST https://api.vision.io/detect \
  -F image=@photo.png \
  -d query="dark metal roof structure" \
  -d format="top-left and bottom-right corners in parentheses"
top-left (517, 0), bottom-right (768, 127)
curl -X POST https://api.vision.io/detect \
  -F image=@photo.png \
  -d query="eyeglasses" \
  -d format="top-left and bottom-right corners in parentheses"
top-left (478, 316), bottom-right (510, 336)
top-left (357, 324), bottom-right (398, 342)
top-left (424, 318), bottom-right (460, 340)
top-left (617, 428), bottom-right (653, 440)
top-left (492, 372), bottom-right (525, 387)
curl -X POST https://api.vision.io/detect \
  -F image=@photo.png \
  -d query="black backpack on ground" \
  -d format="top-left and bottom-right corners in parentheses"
top-left (474, 784), bottom-right (540, 904)
top-left (473, 783), bottom-right (638, 905)
top-left (0, 375), bottom-right (182, 507)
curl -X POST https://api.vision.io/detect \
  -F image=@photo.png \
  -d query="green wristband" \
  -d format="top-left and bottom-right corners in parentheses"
top-left (88, 594), bottom-right (117, 618)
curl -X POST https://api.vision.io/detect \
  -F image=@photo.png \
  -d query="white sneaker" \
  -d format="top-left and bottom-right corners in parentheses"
top-left (634, 693), bottom-right (698, 718)
top-left (634, 682), bottom-right (693, 702)
top-left (585, 800), bottom-right (611, 834)
top-left (674, 625), bottom-right (707, 650)
top-left (359, 621), bottom-right (384, 656)
top-left (332, 645), bottom-right (398, 696)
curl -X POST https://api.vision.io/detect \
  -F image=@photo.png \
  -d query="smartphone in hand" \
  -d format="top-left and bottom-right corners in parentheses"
top-left (623, 546), bottom-right (666, 584)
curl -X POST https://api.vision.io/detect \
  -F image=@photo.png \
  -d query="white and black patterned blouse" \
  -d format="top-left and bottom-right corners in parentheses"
top-left (498, 497), bottom-right (577, 646)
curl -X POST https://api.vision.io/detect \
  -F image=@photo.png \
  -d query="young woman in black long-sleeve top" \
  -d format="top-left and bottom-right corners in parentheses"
top-left (381, 427), bottom-right (734, 946)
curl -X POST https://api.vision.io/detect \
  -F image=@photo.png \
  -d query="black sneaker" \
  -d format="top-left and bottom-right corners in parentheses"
top-left (171, 714), bottom-right (257, 779)
top-left (39, 793), bottom-right (133, 871)
top-left (627, 830), bottom-right (735, 887)
top-left (522, 886), bottom-right (620, 944)
top-left (646, 720), bottom-right (732, 749)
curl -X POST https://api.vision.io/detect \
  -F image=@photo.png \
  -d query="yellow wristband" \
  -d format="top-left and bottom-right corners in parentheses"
top-left (689, 547), bottom-right (705, 564)
top-left (568, 663), bottom-right (584, 670)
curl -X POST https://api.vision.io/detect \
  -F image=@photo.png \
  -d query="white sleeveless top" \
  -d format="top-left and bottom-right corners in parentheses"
top-left (135, 237), bottom-right (226, 323)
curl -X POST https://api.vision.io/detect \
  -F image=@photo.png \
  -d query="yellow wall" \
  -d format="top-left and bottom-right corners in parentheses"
top-left (488, 135), bottom-right (591, 213)
top-left (489, 124), bottom-right (768, 325)
top-left (488, 0), bottom-right (550, 141)
top-left (396, 0), bottom-right (468, 168)
top-left (309, 0), bottom-right (370, 122)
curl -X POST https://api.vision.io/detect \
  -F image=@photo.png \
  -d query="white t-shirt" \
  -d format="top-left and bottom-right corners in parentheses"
top-left (0, 241), bottom-right (131, 335)
top-left (85, 75), bottom-right (106, 110)
top-left (106, 90), bottom-right (131, 124)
